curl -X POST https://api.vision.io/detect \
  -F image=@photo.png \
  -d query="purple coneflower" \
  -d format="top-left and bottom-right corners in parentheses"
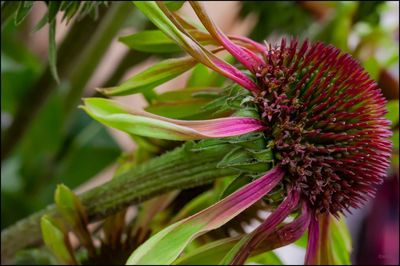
top-left (86, 2), bottom-right (392, 264)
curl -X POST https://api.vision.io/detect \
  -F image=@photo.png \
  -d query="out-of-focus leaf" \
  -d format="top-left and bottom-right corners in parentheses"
top-left (315, 2), bottom-right (358, 52)
top-left (98, 57), bottom-right (197, 96)
top-left (385, 100), bottom-right (399, 126)
top-left (186, 63), bottom-right (226, 88)
top-left (165, 1), bottom-right (186, 11)
top-left (247, 251), bottom-right (282, 265)
top-left (362, 57), bottom-right (380, 80)
top-left (119, 30), bottom-right (181, 53)
top-left (330, 216), bottom-right (352, 265)
top-left (40, 215), bottom-right (77, 264)
top-left (56, 119), bottom-right (120, 189)
top-left (15, 1), bottom-right (34, 25)
top-left (13, 248), bottom-right (58, 265)
top-left (239, 1), bottom-right (313, 41)
top-left (48, 20), bottom-right (59, 83)
top-left (294, 231), bottom-right (308, 248)
top-left (353, 1), bottom-right (385, 25)
top-left (47, 1), bottom-right (61, 23)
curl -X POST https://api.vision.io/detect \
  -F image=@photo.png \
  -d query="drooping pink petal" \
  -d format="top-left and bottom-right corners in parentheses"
top-left (189, 1), bottom-right (264, 73)
top-left (255, 202), bottom-right (311, 253)
top-left (305, 215), bottom-right (320, 265)
top-left (227, 188), bottom-right (301, 264)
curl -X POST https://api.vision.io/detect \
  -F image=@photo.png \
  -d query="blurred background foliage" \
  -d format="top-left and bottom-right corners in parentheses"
top-left (1, 1), bottom-right (398, 265)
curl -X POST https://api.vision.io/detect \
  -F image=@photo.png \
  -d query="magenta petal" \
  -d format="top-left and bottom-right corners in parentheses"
top-left (134, 110), bottom-right (266, 138)
top-left (305, 215), bottom-right (320, 265)
top-left (230, 189), bottom-right (301, 264)
top-left (254, 202), bottom-right (311, 253)
top-left (182, 117), bottom-right (266, 137)
top-left (190, 2), bottom-right (264, 73)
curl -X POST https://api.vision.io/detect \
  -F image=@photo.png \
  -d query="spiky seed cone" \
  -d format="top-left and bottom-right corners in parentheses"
top-left (255, 39), bottom-right (392, 216)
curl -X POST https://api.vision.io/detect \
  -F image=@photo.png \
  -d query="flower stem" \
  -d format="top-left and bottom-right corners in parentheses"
top-left (1, 142), bottom-right (237, 263)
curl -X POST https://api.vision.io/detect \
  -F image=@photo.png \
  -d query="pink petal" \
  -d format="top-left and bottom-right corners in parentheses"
top-left (132, 108), bottom-right (266, 138)
top-left (305, 215), bottom-right (320, 265)
top-left (190, 2), bottom-right (264, 73)
top-left (229, 189), bottom-right (301, 264)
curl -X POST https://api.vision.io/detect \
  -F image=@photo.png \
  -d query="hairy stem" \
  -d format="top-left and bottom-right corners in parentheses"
top-left (1, 143), bottom-right (237, 263)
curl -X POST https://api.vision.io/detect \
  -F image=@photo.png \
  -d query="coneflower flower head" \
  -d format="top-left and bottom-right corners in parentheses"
top-left (254, 39), bottom-right (392, 217)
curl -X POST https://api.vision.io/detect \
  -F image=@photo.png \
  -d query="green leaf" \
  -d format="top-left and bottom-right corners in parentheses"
top-left (165, 1), bottom-right (186, 11)
top-left (247, 251), bottom-right (282, 265)
top-left (186, 57), bottom-right (230, 88)
top-left (174, 237), bottom-right (240, 265)
top-left (98, 57), bottom-right (197, 96)
top-left (385, 100), bottom-right (399, 126)
top-left (217, 146), bottom-right (271, 172)
top-left (119, 30), bottom-right (181, 53)
top-left (15, 1), bottom-right (34, 25)
top-left (219, 174), bottom-right (253, 199)
top-left (54, 184), bottom-right (87, 229)
top-left (40, 215), bottom-right (76, 264)
top-left (329, 216), bottom-right (352, 265)
top-left (47, 1), bottom-right (60, 23)
top-left (48, 20), bottom-right (60, 83)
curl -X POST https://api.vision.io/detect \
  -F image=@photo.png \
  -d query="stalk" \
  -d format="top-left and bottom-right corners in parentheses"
top-left (1, 143), bottom-right (237, 263)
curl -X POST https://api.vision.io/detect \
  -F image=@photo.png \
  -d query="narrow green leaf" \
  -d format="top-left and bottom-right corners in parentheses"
top-left (54, 184), bottom-right (95, 257)
top-left (330, 216), bottom-right (352, 265)
top-left (15, 1), bottom-right (34, 25)
top-left (98, 57), bottom-right (197, 96)
top-left (47, 1), bottom-right (60, 23)
top-left (119, 30), bottom-right (181, 53)
top-left (32, 11), bottom-right (49, 32)
top-left (48, 20), bottom-right (60, 83)
top-left (40, 215), bottom-right (77, 264)
top-left (54, 184), bottom-right (87, 227)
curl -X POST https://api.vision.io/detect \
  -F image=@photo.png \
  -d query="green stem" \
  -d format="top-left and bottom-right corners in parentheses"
top-left (1, 143), bottom-right (237, 263)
